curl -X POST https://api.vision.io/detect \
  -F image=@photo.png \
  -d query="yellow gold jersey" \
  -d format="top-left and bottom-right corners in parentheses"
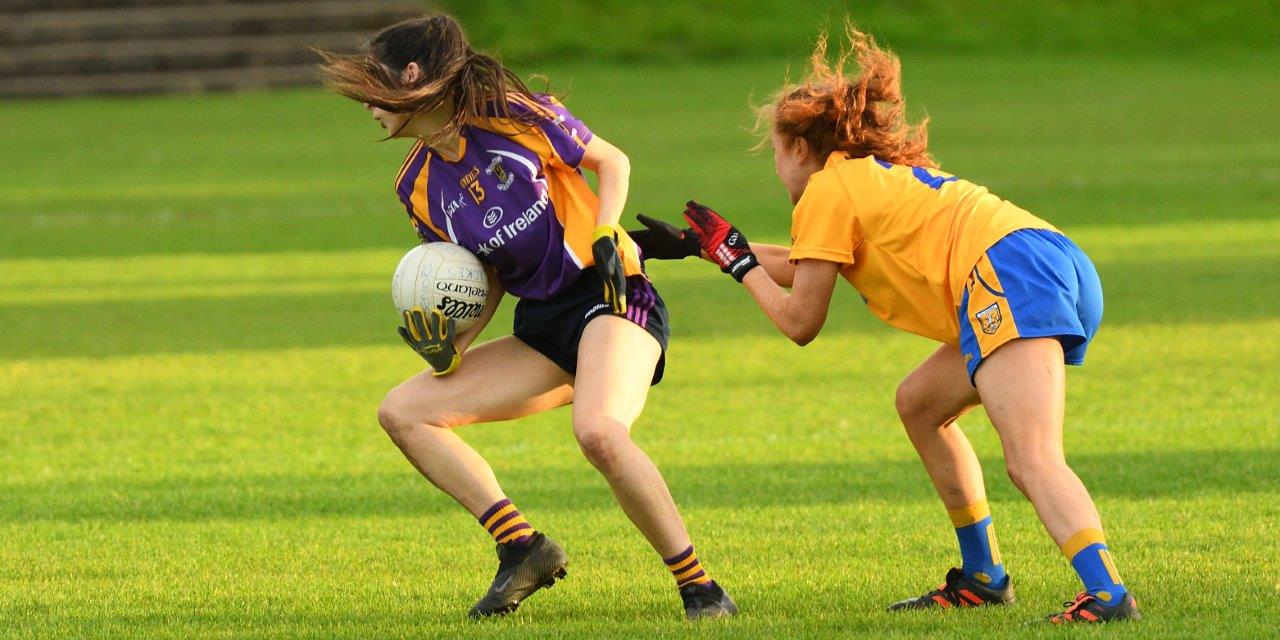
top-left (789, 152), bottom-right (1057, 343)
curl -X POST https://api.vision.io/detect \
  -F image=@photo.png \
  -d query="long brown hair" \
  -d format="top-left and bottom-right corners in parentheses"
top-left (316, 15), bottom-right (541, 143)
top-left (756, 22), bottom-right (935, 168)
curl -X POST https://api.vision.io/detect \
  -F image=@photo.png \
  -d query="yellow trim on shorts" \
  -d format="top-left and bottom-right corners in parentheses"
top-left (965, 254), bottom-right (1022, 358)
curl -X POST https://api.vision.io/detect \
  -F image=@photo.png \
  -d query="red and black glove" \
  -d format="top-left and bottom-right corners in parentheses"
top-left (682, 200), bottom-right (759, 282)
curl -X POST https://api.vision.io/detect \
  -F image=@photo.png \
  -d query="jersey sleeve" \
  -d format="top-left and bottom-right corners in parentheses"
top-left (509, 94), bottom-right (594, 169)
top-left (788, 169), bottom-right (860, 265)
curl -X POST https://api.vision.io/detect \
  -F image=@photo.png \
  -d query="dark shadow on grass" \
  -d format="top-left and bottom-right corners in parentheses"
top-left (4, 457), bottom-right (926, 524)
top-left (5, 448), bottom-right (1276, 524)
top-left (3, 250), bottom-right (1277, 360)
top-left (0, 277), bottom-right (879, 360)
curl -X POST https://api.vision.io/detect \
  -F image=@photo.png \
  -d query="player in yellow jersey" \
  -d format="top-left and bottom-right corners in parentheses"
top-left (648, 26), bottom-right (1140, 623)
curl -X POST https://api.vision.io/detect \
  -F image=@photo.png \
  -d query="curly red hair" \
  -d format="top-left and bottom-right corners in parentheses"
top-left (757, 23), bottom-right (935, 168)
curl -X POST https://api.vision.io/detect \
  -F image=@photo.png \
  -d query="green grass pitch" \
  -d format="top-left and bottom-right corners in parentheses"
top-left (1, 51), bottom-right (1278, 638)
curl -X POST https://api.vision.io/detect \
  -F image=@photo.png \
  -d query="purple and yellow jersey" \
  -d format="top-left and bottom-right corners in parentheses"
top-left (394, 94), bottom-right (642, 300)
top-left (789, 152), bottom-right (1058, 344)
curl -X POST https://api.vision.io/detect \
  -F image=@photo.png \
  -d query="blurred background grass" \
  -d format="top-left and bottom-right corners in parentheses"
top-left (448, 0), bottom-right (1280, 62)
top-left (3, 1), bottom-right (1276, 259)
top-left (1, 2), bottom-right (1278, 638)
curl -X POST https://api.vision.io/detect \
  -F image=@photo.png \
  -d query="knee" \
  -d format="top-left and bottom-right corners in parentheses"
top-left (574, 416), bottom-right (629, 472)
top-left (378, 389), bottom-right (449, 441)
top-left (1004, 450), bottom-right (1068, 494)
top-left (895, 379), bottom-right (932, 430)
top-left (377, 392), bottom-right (413, 440)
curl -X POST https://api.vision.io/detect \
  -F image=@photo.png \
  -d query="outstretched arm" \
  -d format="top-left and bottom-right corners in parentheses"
top-left (749, 243), bottom-right (798, 288)
top-left (682, 201), bottom-right (839, 346)
top-left (741, 259), bottom-right (839, 345)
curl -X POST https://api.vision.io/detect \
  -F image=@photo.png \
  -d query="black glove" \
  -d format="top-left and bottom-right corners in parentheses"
top-left (591, 224), bottom-right (628, 315)
top-left (627, 213), bottom-right (702, 260)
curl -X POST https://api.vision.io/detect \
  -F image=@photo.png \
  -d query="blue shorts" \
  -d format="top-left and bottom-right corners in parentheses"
top-left (958, 228), bottom-right (1103, 382)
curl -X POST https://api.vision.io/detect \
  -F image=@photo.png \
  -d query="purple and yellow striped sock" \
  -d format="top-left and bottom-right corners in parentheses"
top-left (478, 498), bottom-right (535, 546)
top-left (664, 545), bottom-right (712, 589)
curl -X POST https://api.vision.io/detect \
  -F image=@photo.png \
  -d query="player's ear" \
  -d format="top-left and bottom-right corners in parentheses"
top-left (791, 135), bottom-right (812, 164)
top-left (401, 62), bottom-right (422, 85)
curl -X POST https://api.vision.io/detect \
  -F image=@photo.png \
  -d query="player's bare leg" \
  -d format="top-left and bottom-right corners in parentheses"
top-left (378, 335), bottom-right (575, 618)
top-left (378, 335), bottom-right (573, 515)
top-left (895, 344), bottom-right (983, 508)
top-left (976, 337), bottom-right (1136, 622)
top-left (573, 314), bottom-right (736, 618)
top-left (889, 343), bottom-right (1015, 610)
top-left (975, 338), bottom-right (1098, 545)
top-left (573, 316), bottom-right (684, 553)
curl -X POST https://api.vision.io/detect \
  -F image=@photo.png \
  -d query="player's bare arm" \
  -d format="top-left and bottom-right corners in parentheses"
top-left (579, 136), bottom-right (630, 227)
top-left (680, 201), bottom-right (835, 345)
top-left (581, 135), bottom-right (635, 314)
top-left (741, 259), bottom-right (839, 345)
top-left (748, 242), bottom-right (798, 287)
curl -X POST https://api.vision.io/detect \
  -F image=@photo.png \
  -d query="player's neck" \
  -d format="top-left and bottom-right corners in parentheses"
top-left (400, 107), bottom-right (464, 160)
top-left (428, 131), bottom-right (465, 162)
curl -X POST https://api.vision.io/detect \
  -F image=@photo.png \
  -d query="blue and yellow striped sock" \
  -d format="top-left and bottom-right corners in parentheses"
top-left (664, 545), bottom-right (712, 589)
top-left (949, 499), bottom-right (1008, 588)
top-left (1062, 528), bottom-right (1127, 605)
top-left (478, 498), bottom-right (535, 546)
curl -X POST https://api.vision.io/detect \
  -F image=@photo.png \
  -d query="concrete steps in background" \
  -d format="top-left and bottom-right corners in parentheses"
top-left (0, 0), bottom-right (426, 97)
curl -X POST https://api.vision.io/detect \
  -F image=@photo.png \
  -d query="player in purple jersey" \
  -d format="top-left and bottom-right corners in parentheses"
top-left (317, 15), bottom-right (735, 620)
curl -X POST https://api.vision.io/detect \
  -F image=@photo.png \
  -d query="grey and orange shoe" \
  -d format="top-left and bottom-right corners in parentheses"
top-left (887, 567), bottom-right (1016, 611)
top-left (468, 533), bottom-right (568, 618)
top-left (1045, 591), bottom-right (1140, 624)
top-left (679, 580), bottom-right (738, 619)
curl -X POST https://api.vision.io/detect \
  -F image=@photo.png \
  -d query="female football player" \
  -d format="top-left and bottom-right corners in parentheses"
top-left (663, 26), bottom-right (1139, 623)
top-left (317, 15), bottom-right (734, 619)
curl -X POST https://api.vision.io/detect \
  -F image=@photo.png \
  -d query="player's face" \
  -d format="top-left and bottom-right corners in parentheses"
top-left (771, 130), bottom-right (819, 204)
top-left (364, 62), bottom-right (427, 138)
top-left (365, 103), bottom-right (412, 136)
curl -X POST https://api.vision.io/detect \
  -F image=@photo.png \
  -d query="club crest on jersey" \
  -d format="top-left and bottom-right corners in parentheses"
top-left (459, 166), bottom-right (486, 204)
top-left (485, 155), bottom-right (515, 191)
top-left (976, 303), bottom-right (1002, 334)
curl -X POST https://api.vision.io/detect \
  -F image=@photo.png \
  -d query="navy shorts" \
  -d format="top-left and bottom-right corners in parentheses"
top-left (513, 269), bottom-right (669, 385)
top-left (958, 228), bottom-right (1104, 382)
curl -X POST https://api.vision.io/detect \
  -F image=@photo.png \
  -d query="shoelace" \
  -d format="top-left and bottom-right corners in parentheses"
top-left (1051, 592), bottom-right (1093, 622)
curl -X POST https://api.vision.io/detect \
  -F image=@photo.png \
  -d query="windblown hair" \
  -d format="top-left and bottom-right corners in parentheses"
top-left (756, 23), bottom-right (935, 168)
top-left (315, 15), bottom-right (541, 142)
